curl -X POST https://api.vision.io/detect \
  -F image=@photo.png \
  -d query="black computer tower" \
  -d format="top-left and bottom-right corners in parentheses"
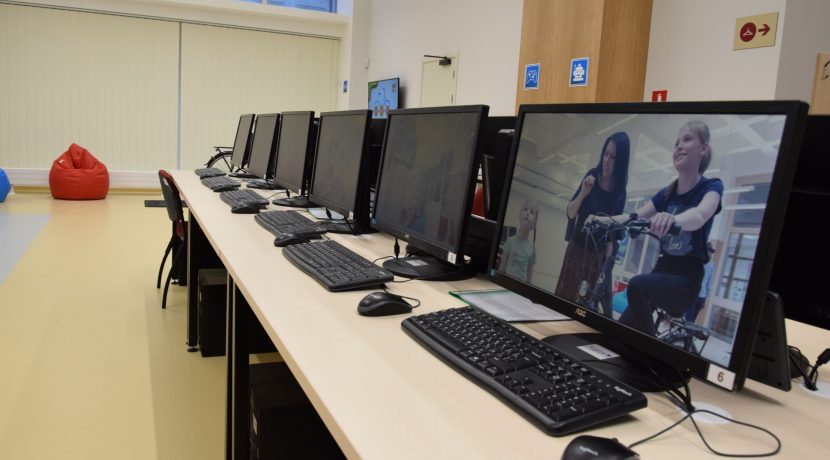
top-left (197, 268), bottom-right (227, 357)
top-left (249, 362), bottom-right (344, 459)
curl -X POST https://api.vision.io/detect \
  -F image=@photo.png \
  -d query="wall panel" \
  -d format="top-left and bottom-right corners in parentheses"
top-left (0, 4), bottom-right (179, 170)
top-left (180, 23), bottom-right (339, 170)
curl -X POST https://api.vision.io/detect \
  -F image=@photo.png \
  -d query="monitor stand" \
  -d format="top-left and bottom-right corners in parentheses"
top-left (542, 333), bottom-right (690, 393)
top-left (747, 291), bottom-right (791, 391)
top-left (382, 256), bottom-right (476, 282)
top-left (272, 196), bottom-right (317, 208)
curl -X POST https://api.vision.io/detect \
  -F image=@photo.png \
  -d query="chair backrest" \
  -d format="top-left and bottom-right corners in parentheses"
top-left (158, 170), bottom-right (185, 235)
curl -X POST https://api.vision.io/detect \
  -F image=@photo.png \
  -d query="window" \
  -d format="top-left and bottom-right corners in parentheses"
top-left (240, 0), bottom-right (337, 13)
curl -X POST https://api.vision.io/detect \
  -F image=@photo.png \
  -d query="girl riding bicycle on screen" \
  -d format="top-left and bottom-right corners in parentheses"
top-left (587, 120), bottom-right (723, 337)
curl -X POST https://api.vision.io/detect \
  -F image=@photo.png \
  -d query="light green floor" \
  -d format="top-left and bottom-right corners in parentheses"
top-left (0, 192), bottom-right (224, 459)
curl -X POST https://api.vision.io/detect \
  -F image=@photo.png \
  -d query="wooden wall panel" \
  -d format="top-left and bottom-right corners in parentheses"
top-left (595, 0), bottom-right (653, 102)
top-left (515, 0), bottom-right (652, 109)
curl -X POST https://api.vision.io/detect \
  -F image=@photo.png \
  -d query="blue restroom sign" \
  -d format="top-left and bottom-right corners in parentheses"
top-left (524, 63), bottom-right (540, 90)
top-left (569, 57), bottom-right (589, 87)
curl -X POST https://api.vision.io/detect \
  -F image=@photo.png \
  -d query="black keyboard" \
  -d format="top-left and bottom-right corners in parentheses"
top-left (402, 307), bottom-right (647, 436)
top-left (282, 240), bottom-right (393, 291)
top-left (201, 176), bottom-right (240, 192)
top-left (255, 210), bottom-right (327, 238)
top-left (246, 179), bottom-right (282, 190)
top-left (194, 167), bottom-right (226, 178)
top-left (219, 189), bottom-right (269, 208)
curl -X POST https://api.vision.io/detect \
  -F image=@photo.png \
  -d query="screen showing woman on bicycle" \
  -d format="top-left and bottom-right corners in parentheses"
top-left (496, 110), bottom-right (788, 367)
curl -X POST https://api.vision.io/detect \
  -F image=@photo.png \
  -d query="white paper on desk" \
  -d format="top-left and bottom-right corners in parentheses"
top-left (308, 208), bottom-right (344, 220)
top-left (454, 290), bottom-right (570, 322)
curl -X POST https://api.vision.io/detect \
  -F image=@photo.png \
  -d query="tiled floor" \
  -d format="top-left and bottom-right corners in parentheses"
top-left (0, 191), bottom-right (224, 459)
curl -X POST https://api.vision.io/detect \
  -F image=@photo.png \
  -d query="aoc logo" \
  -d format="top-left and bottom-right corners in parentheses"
top-left (574, 308), bottom-right (587, 318)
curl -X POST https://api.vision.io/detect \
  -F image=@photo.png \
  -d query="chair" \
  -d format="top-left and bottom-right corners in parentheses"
top-left (49, 143), bottom-right (109, 200)
top-left (157, 170), bottom-right (188, 309)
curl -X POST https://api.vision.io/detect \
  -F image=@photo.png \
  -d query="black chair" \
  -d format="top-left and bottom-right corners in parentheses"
top-left (157, 170), bottom-right (188, 308)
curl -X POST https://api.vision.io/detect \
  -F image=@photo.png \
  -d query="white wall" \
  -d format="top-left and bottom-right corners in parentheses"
top-left (365, 0), bottom-right (522, 115)
top-left (774, 0), bottom-right (830, 102)
top-left (644, 0), bottom-right (787, 101)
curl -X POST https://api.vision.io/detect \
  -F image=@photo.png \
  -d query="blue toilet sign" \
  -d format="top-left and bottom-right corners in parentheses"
top-left (569, 57), bottom-right (589, 87)
top-left (524, 63), bottom-right (540, 90)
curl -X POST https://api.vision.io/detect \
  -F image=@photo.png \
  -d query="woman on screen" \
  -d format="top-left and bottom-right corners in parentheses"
top-left (590, 121), bottom-right (723, 337)
top-left (554, 132), bottom-right (630, 307)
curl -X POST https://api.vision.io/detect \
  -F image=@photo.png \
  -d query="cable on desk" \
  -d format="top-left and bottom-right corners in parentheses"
top-left (382, 286), bottom-right (421, 308)
top-left (581, 359), bottom-right (781, 457)
top-left (788, 346), bottom-right (830, 391)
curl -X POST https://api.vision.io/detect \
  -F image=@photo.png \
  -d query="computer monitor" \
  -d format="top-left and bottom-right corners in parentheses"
top-left (368, 78), bottom-right (400, 120)
top-left (769, 116), bottom-right (830, 331)
top-left (490, 101), bottom-right (807, 392)
top-left (230, 114), bottom-right (256, 168)
top-left (308, 109), bottom-right (373, 234)
top-left (271, 111), bottom-right (317, 207)
top-left (371, 105), bottom-right (489, 280)
top-left (245, 114), bottom-right (280, 180)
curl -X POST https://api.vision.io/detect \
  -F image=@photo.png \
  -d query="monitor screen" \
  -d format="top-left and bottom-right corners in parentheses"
top-left (368, 78), bottom-right (400, 120)
top-left (246, 114), bottom-right (280, 179)
top-left (273, 112), bottom-right (314, 193)
top-left (230, 114), bottom-right (255, 167)
top-left (490, 101), bottom-right (807, 391)
top-left (309, 110), bottom-right (371, 217)
top-left (372, 105), bottom-right (488, 263)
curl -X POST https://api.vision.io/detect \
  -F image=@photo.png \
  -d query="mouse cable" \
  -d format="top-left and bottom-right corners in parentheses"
top-left (581, 358), bottom-right (780, 457)
top-left (627, 378), bottom-right (781, 457)
top-left (371, 255), bottom-right (395, 265)
top-left (381, 286), bottom-right (421, 308)
top-left (265, 189), bottom-right (287, 200)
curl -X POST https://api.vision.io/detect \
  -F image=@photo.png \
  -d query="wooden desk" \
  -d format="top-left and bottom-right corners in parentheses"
top-left (172, 171), bottom-right (830, 460)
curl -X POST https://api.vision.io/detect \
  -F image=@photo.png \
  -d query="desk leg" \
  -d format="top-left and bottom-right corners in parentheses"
top-left (227, 278), bottom-right (251, 460)
top-left (186, 213), bottom-right (222, 352)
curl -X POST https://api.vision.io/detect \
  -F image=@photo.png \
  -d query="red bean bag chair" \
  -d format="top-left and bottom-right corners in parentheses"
top-left (49, 143), bottom-right (109, 200)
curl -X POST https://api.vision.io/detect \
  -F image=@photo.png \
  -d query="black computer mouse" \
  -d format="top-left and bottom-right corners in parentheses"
top-left (357, 292), bottom-right (413, 317)
top-left (231, 203), bottom-right (260, 214)
top-left (274, 234), bottom-right (311, 247)
top-left (561, 435), bottom-right (639, 460)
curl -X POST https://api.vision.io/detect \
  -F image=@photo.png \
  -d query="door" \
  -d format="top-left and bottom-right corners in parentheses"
top-left (420, 53), bottom-right (458, 107)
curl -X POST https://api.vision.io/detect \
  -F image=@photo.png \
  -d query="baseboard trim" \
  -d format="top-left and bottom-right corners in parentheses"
top-left (4, 168), bottom-right (165, 189)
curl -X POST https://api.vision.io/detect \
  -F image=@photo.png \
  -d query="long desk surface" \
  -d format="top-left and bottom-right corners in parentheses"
top-left (172, 171), bottom-right (830, 459)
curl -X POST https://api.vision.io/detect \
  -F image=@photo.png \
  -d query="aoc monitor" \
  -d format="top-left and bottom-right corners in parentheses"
top-left (245, 114), bottom-right (280, 180)
top-left (489, 101), bottom-right (807, 392)
top-left (230, 114), bottom-right (256, 168)
top-left (371, 105), bottom-right (489, 280)
top-left (272, 111), bottom-right (316, 207)
top-left (368, 78), bottom-right (400, 120)
top-left (308, 110), bottom-right (373, 234)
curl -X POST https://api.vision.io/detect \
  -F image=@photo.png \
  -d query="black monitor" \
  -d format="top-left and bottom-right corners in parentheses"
top-left (479, 116), bottom-right (518, 220)
top-left (245, 114), bottom-right (280, 180)
top-left (271, 111), bottom-right (317, 207)
top-left (371, 105), bottom-right (489, 280)
top-left (490, 101), bottom-right (807, 392)
top-left (769, 116), bottom-right (830, 331)
top-left (230, 114), bottom-right (256, 168)
top-left (308, 110), bottom-right (373, 234)
top-left (368, 78), bottom-right (400, 119)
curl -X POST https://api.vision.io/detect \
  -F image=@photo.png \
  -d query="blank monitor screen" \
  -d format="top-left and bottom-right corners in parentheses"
top-left (230, 114), bottom-right (255, 167)
top-left (490, 101), bottom-right (807, 390)
top-left (246, 114), bottom-right (280, 179)
top-left (274, 112), bottom-right (314, 193)
top-left (372, 106), bottom-right (487, 259)
top-left (310, 110), bottom-right (370, 216)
